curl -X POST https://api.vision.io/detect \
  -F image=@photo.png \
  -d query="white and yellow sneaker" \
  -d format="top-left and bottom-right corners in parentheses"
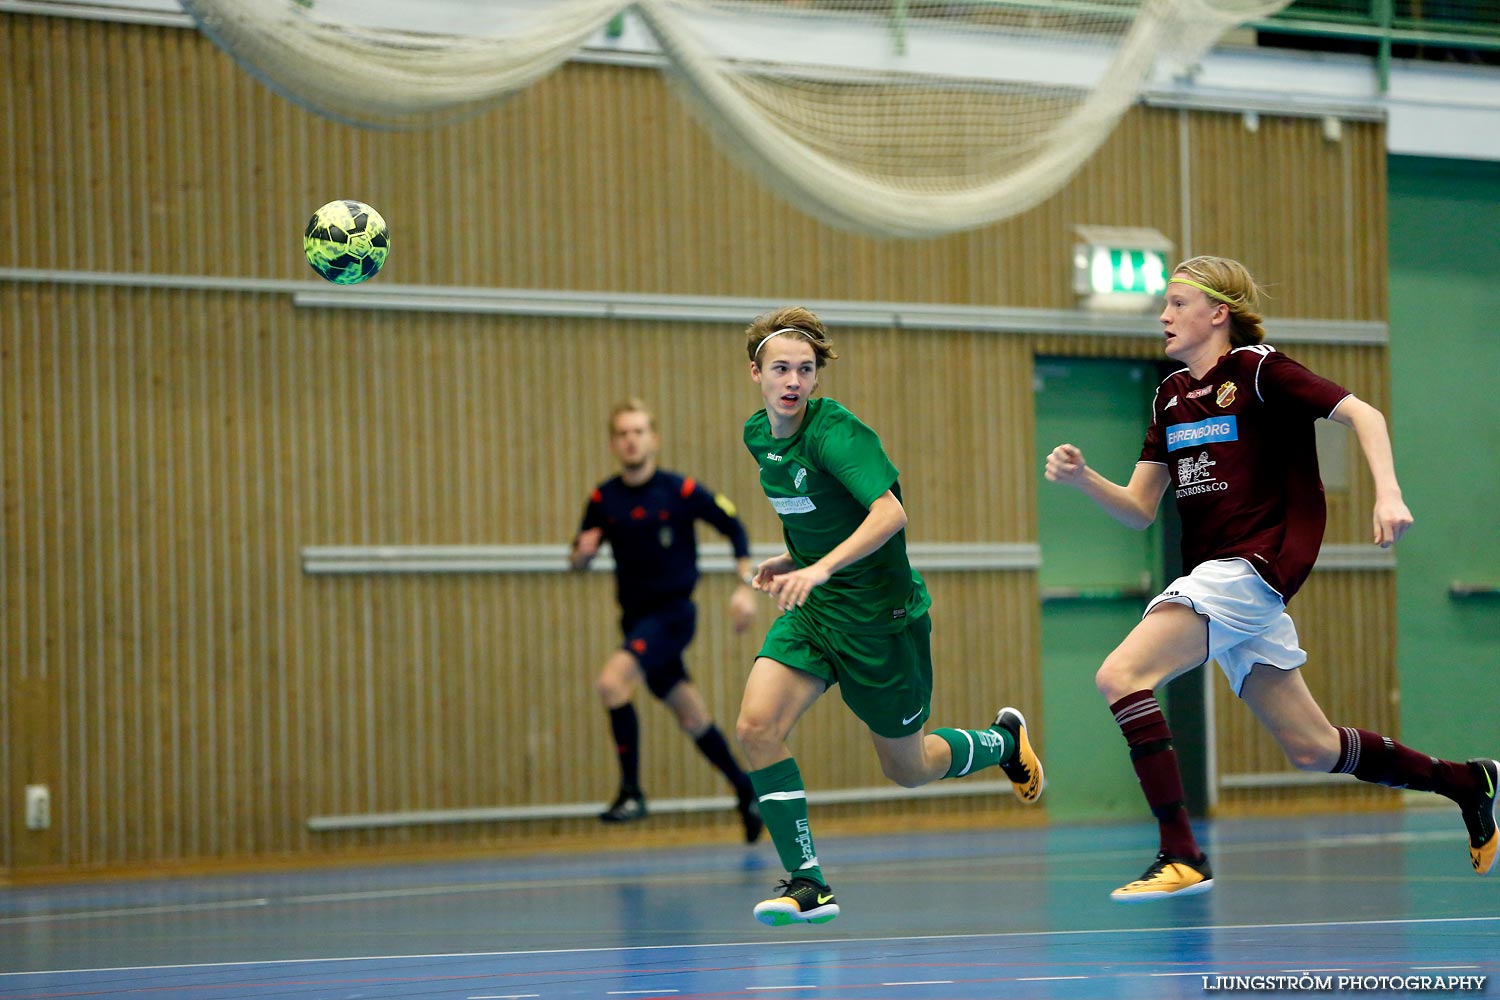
top-left (1464, 758), bottom-right (1498, 875)
top-left (754, 876), bottom-right (839, 926)
top-left (1110, 852), bottom-right (1214, 903)
top-left (991, 707), bottom-right (1045, 804)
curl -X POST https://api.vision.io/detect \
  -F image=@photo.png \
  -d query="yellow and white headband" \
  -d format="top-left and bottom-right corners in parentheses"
top-left (1169, 276), bottom-right (1237, 305)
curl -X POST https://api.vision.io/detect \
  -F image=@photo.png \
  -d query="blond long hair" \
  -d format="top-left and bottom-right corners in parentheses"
top-left (1172, 255), bottom-right (1267, 347)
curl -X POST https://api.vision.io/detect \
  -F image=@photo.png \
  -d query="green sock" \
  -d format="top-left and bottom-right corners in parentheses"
top-left (748, 757), bottom-right (825, 886)
top-left (934, 725), bottom-right (1014, 779)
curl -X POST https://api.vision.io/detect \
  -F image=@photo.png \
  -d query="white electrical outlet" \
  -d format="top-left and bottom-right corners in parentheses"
top-left (24, 784), bottom-right (50, 831)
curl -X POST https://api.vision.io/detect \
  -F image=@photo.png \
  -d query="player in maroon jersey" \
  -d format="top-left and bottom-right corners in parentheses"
top-left (1045, 255), bottom-right (1497, 901)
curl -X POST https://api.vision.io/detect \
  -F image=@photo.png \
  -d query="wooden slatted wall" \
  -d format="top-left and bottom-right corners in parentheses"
top-left (1, 13), bottom-right (1394, 874)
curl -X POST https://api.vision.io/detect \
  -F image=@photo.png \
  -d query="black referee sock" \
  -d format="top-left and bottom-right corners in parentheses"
top-left (695, 724), bottom-right (754, 802)
top-left (608, 703), bottom-right (641, 792)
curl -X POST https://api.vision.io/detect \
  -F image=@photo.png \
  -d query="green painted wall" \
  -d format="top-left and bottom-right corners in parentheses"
top-left (1034, 357), bottom-right (1163, 821)
top-left (1387, 156), bottom-right (1500, 761)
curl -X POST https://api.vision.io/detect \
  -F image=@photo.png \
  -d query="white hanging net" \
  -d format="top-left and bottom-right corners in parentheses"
top-left (179, 0), bottom-right (626, 127)
top-left (180, 0), bottom-right (1293, 237)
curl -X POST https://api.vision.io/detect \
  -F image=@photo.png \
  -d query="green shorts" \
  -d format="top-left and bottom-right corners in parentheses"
top-left (756, 609), bottom-right (933, 739)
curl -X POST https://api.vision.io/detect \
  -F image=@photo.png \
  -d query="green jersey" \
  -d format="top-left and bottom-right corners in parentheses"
top-left (743, 397), bottom-right (931, 634)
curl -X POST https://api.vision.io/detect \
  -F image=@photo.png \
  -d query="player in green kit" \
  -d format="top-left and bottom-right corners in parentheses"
top-left (734, 306), bottom-right (1045, 926)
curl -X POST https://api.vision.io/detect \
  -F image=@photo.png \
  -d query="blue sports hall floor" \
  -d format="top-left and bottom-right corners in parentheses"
top-left (1, 809), bottom-right (1495, 999)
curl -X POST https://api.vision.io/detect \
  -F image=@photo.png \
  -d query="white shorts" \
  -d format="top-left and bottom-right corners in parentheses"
top-left (1143, 557), bottom-right (1307, 697)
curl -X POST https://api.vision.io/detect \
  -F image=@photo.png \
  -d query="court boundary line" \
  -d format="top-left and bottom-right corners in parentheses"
top-left (4, 914), bottom-right (1498, 978)
top-left (0, 826), bottom-right (1465, 928)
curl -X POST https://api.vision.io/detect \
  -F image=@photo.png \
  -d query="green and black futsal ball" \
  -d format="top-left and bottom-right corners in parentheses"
top-left (304, 200), bottom-right (389, 284)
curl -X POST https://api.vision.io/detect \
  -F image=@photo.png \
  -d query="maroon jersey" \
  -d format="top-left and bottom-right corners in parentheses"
top-left (1139, 345), bottom-right (1351, 601)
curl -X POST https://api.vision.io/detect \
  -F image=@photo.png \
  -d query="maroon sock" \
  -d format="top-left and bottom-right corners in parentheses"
top-left (1333, 727), bottom-right (1477, 803)
top-left (1111, 690), bottom-right (1202, 860)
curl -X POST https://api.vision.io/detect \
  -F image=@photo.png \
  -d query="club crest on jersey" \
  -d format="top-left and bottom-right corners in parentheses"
top-left (793, 467), bottom-right (808, 492)
top-left (1216, 381), bottom-right (1237, 408)
top-left (1165, 415), bottom-right (1238, 452)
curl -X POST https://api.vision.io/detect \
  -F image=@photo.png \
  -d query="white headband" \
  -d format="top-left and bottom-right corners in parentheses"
top-left (754, 327), bottom-right (810, 359)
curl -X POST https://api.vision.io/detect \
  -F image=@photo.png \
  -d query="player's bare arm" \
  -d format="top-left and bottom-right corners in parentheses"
top-left (570, 526), bottom-right (604, 570)
top-left (728, 556), bottom-right (758, 633)
top-left (764, 491), bottom-right (906, 611)
top-left (1328, 396), bottom-right (1414, 547)
top-left (1045, 443), bottom-right (1169, 530)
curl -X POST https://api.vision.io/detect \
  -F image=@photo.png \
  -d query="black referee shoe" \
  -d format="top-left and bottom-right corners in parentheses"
top-left (738, 796), bottom-right (764, 843)
top-left (599, 788), bottom-right (646, 823)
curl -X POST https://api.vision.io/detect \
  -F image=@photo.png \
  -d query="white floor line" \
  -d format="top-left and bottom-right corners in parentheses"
top-left (1, 826), bottom-right (1464, 928)
top-left (0, 897), bottom-right (270, 924)
top-left (4, 913), bottom-right (1498, 979)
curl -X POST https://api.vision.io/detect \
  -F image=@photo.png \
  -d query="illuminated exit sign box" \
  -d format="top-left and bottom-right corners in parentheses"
top-left (1072, 226), bottom-right (1174, 312)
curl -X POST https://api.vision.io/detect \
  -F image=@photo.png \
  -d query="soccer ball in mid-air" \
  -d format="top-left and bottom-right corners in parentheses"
top-left (303, 199), bottom-right (389, 284)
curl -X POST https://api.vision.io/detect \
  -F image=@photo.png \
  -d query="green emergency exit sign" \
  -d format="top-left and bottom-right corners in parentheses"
top-left (1072, 228), bottom-right (1174, 312)
top-left (1084, 247), bottom-right (1168, 296)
